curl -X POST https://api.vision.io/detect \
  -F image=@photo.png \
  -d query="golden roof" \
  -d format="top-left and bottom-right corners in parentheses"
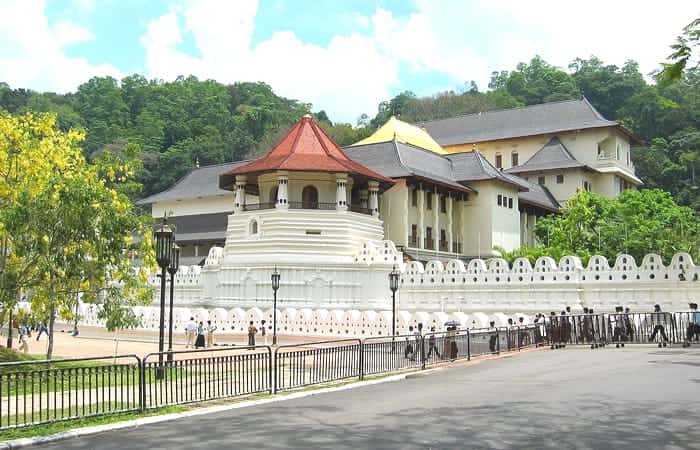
top-left (352, 116), bottom-right (447, 155)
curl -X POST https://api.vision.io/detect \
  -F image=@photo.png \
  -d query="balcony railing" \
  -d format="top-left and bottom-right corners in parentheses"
top-left (439, 240), bottom-right (449, 252)
top-left (243, 202), bottom-right (276, 211)
top-left (408, 235), bottom-right (418, 247)
top-left (453, 242), bottom-right (462, 254)
top-left (289, 201), bottom-right (337, 210)
top-left (424, 238), bottom-right (435, 250)
top-left (349, 205), bottom-right (372, 215)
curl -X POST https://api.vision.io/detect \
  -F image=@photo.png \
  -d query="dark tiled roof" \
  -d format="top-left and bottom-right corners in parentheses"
top-left (506, 137), bottom-right (588, 174)
top-left (344, 141), bottom-right (472, 192)
top-left (418, 98), bottom-right (628, 146)
top-left (137, 162), bottom-right (248, 204)
top-left (445, 151), bottom-right (527, 191)
top-left (166, 213), bottom-right (230, 242)
top-left (517, 180), bottom-right (560, 212)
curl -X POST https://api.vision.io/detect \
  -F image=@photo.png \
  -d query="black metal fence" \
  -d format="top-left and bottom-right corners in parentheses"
top-left (142, 347), bottom-right (272, 410)
top-left (545, 312), bottom-right (700, 348)
top-left (274, 339), bottom-right (361, 392)
top-left (0, 355), bottom-right (141, 429)
top-left (0, 323), bottom-right (591, 430)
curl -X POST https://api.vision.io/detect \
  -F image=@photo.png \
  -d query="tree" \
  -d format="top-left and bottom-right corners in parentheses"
top-left (533, 190), bottom-right (700, 264)
top-left (656, 18), bottom-right (700, 87)
top-left (0, 112), bottom-right (155, 358)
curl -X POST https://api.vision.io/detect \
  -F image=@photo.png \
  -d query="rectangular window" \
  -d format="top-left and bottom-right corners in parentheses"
top-left (495, 153), bottom-right (502, 169)
top-left (508, 197), bottom-right (513, 209)
top-left (426, 193), bottom-right (432, 210)
top-left (556, 174), bottom-right (564, 184)
top-left (440, 196), bottom-right (446, 213)
top-left (511, 152), bottom-right (519, 167)
top-left (440, 229), bottom-right (446, 241)
top-left (411, 189), bottom-right (417, 207)
top-left (616, 144), bottom-right (620, 160)
top-left (497, 194), bottom-right (502, 206)
top-left (538, 176), bottom-right (545, 185)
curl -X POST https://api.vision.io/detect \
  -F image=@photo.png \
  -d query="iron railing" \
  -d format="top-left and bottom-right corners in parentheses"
top-left (242, 202), bottom-right (276, 211)
top-left (141, 346), bottom-right (272, 410)
top-left (273, 339), bottom-right (361, 392)
top-left (288, 201), bottom-right (337, 211)
top-left (362, 334), bottom-right (423, 376)
top-left (407, 235), bottom-right (418, 247)
top-left (348, 205), bottom-right (372, 215)
top-left (0, 355), bottom-right (141, 429)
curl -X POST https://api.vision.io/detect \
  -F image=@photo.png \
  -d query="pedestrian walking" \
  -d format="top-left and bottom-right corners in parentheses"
top-left (488, 321), bottom-right (498, 353)
top-left (35, 322), bottom-right (48, 341)
top-left (448, 325), bottom-right (458, 359)
top-left (206, 320), bottom-right (217, 348)
top-left (261, 319), bottom-right (268, 345)
top-left (18, 324), bottom-right (30, 354)
top-left (404, 326), bottom-right (415, 360)
top-left (683, 303), bottom-right (700, 348)
top-left (648, 304), bottom-right (670, 347)
top-left (185, 317), bottom-right (196, 348)
top-left (427, 327), bottom-right (441, 359)
top-left (248, 321), bottom-right (258, 347)
top-left (194, 321), bottom-right (206, 348)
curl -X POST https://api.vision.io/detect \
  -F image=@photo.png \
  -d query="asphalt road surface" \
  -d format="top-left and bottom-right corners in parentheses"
top-left (37, 346), bottom-right (700, 450)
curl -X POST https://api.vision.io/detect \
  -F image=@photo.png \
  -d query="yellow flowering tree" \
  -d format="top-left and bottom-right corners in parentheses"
top-left (0, 112), bottom-right (155, 358)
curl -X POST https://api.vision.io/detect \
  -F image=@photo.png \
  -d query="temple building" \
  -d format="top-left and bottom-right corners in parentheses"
top-left (139, 97), bottom-right (641, 264)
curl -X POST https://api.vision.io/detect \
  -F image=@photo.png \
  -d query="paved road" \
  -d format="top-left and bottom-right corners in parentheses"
top-left (38, 346), bottom-right (700, 450)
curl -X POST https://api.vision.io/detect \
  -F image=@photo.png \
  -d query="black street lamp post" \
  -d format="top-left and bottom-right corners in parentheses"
top-left (271, 266), bottom-right (280, 345)
top-left (167, 243), bottom-right (180, 364)
top-left (389, 265), bottom-right (400, 350)
top-left (154, 217), bottom-right (174, 378)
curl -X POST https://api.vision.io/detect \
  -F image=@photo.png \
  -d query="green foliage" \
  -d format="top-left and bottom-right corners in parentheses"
top-left (532, 190), bottom-right (700, 264)
top-left (656, 18), bottom-right (700, 87)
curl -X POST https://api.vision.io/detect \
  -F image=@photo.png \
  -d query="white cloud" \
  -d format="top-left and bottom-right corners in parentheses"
top-left (140, 0), bottom-right (489, 122)
top-left (0, 0), bottom-right (122, 93)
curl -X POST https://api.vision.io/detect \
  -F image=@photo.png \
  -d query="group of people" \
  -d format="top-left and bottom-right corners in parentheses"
top-left (404, 323), bottom-right (459, 361)
top-left (184, 318), bottom-right (218, 349)
top-left (8, 321), bottom-right (50, 354)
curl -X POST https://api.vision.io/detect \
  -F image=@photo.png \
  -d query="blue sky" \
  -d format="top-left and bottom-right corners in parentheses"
top-left (0, 0), bottom-right (696, 122)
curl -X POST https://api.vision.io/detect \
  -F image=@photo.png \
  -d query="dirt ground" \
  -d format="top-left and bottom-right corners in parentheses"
top-left (2, 323), bottom-right (334, 359)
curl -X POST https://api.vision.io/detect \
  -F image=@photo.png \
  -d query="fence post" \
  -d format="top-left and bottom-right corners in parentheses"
top-left (359, 339), bottom-right (364, 381)
top-left (268, 346), bottom-right (273, 395)
top-left (139, 355), bottom-right (146, 412)
top-left (272, 346), bottom-right (278, 394)
top-left (496, 328), bottom-right (501, 355)
top-left (467, 330), bottom-right (471, 361)
top-left (420, 335), bottom-right (426, 370)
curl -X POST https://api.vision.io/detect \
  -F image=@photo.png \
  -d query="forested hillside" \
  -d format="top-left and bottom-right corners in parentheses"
top-left (1, 56), bottom-right (698, 212)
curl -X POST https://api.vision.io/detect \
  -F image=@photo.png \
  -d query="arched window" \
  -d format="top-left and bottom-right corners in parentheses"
top-left (302, 185), bottom-right (319, 209)
top-left (269, 186), bottom-right (278, 204)
top-left (249, 219), bottom-right (258, 235)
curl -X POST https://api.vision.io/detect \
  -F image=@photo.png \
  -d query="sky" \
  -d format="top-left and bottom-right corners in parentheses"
top-left (0, 0), bottom-right (697, 123)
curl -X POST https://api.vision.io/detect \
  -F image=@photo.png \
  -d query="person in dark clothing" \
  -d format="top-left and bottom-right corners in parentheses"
top-left (247, 321), bottom-right (258, 347)
top-left (488, 321), bottom-right (498, 353)
top-left (623, 307), bottom-right (635, 342)
top-left (648, 304), bottom-right (670, 347)
top-left (405, 326), bottom-right (415, 360)
top-left (426, 327), bottom-right (441, 359)
top-left (194, 321), bottom-right (206, 348)
top-left (683, 303), bottom-right (700, 348)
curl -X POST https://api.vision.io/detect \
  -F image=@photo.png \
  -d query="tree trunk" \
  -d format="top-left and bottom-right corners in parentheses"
top-left (46, 298), bottom-right (56, 360)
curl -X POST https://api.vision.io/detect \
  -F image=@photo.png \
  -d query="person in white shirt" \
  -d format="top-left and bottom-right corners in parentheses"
top-left (185, 317), bottom-right (196, 348)
top-left (206, 320), bottom-right (217, 348)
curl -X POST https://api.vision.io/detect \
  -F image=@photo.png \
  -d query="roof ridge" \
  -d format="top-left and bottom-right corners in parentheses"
top-left (417, 97), bottom-right (587, 125)
top-left (392, 139), bottom-right (412, 174)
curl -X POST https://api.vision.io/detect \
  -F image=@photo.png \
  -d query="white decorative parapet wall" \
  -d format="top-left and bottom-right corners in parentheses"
top-left (399, 252), bottom-right (700, 314)
top-left (150, 249), bottom-right (700, 316)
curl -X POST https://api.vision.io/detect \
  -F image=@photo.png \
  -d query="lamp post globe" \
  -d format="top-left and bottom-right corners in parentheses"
top-left (153, 217), bottom-right (174, 378)
top-left (389, 264), bottom-right (400, 350)
top-left (167, 243), bottom-right (180, 364)
top-left (271, 266), bottom-right (280, 345)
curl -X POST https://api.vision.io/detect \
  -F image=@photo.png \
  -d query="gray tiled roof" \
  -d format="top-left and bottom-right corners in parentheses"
top-left (445, 151), bottom-right (527, 191)
top-left (418, 98), bottom-right (621, 146)
top-left (506, 137), bottom-right (588, 174)
top-left (344, 141), bottom-right (472, 192)
top-left (166, 213), bottom-right (230, 242)
top-left (517, 180), bottom-right (560, 212)
top-left (137, 161), bottom-right (248, 204)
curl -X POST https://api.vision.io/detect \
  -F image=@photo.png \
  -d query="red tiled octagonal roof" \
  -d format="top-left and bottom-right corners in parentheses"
top-left (220, 115), bottom-right (394, 188)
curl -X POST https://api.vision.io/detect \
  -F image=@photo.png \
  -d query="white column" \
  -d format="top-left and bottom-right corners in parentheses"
top-left (400, 185), bottom-right (409, 247)
top-left (336, 173), bottom-right (348, 211)
top-left (527, 214), bottom-right (537, 246)
top-left (368, 181), bottom-right (379, 217)
top-left (447, 195), bottom-right (454, 253)
top-left (234, 175), bottom-right (247, 213)
top-left (433, 190), bottom-right (439, 251)
top-left (417, 185), bottom-right (425, 249)
top-left (194, 245), bottom-right (199, 257)
top-left (276, 173), bottom-right (289, 209)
